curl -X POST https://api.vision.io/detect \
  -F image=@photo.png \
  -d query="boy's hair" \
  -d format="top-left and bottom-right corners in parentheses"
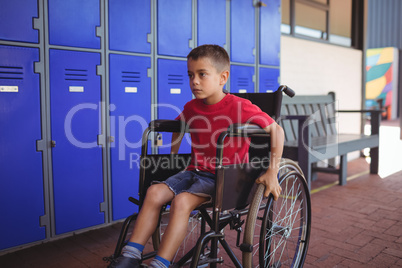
top-left (187, 44), bottom-right (230, 72)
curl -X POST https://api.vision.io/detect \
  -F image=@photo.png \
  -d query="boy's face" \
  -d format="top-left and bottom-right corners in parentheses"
top-left (187, 57), bottom-right (229, 105)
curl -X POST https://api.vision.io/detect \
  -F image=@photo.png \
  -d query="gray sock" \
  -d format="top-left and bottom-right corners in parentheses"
top-left (149, 258), bottom-right (169, 268)
top-left (121, 245), bottom-right (142, 259)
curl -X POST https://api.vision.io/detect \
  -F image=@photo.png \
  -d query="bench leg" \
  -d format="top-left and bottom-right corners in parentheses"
top-left (370, 147), bottom-right (379, 174)
top-left (311, 163), bottom-right (318, 182)
top-left (298, 159), bottom-right (312, 190)
top-left (339, 154), bottom-right (347, 185)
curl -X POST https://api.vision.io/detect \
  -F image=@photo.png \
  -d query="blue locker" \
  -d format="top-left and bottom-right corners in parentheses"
top-left (0, 1), bottom-right (38, 43)
top-left (0, 45), bottom-right (45, 250)
top-left (259, 67), bottom-right (280, 92)
top-left (158, 59), bottom-right (191, 154)
top-left (109, 54), bottom-right (151, 220)
top-left (197, 0), bottom-right (226, 47)
top-left (230, 0), bottom-right (255, 63)
top-left (49, 49), bottom-right (104, 234)
top-left (158, 0), bottom-right (192, 57)
top-left (230, 65), bottom-right (255, 93)
top-left (48, 0), bottom-right (101, 49)
top-left (109, 0), bottom-right (151, 53)
top-left (260, 0), bottom-right (281, 66)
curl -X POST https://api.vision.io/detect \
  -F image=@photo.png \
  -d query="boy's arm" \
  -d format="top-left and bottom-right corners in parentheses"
top-left (255, 122), bottom-right (284, 200)
top-left (171, 132), bottom-right (184, 154)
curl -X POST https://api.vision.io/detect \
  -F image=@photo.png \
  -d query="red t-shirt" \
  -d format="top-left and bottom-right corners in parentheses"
top-left (176, 93), bottom-right (274, 174)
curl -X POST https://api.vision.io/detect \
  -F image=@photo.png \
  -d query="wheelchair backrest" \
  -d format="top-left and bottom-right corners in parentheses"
top-left (233, 90), bottom-right (283, 122)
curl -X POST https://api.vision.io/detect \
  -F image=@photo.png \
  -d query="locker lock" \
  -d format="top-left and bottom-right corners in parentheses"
top-left (155, 133), bottom-right (163, 147)
top-left (51, 140), bottom-right (56, 148)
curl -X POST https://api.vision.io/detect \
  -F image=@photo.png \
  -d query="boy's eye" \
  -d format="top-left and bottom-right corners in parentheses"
top-left (200, 73), bottom-right (206, 77)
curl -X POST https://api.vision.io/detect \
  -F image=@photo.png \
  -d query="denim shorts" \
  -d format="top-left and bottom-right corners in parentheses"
top-left (153, 170), bottom-right (215, 202)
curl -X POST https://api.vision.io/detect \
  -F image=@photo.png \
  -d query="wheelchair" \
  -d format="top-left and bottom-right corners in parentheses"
top-left (105, 86), bottom-right (311, 267)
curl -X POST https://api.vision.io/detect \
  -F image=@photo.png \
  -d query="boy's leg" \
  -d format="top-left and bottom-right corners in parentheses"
top-left (111, 183), bottom-right (174, 268)
top-left (155, 192), bottom-right (208, 262)
top-left (129, 183), bottom-right (175, 245)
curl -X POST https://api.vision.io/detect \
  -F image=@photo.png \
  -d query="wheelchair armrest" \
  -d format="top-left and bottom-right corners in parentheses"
top-left (149, 120), bottom-right (189, 133)
top-left (228, 124), bottom-right (268, 136)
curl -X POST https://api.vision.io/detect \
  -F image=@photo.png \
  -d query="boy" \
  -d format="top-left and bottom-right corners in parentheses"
top-left (110, 44), bottom-right (284, 268)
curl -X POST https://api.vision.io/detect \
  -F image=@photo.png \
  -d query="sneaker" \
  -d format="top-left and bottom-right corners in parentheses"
top-left (108, 256), bottom-right (143, 268)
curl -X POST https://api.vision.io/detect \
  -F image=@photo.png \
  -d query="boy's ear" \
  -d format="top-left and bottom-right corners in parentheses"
top-left (220, 70), bottom-right (229, 85)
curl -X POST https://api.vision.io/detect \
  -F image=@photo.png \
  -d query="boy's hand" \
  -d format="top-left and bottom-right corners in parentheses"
top-left (256, 168), bottom-right (282, 200)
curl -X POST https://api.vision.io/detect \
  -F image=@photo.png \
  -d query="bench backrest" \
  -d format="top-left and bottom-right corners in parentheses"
top-left (281, 92), bottom-right (337, 142)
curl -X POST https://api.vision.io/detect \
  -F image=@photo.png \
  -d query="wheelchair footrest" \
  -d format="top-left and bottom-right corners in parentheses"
top-left (239, 243), bottom-right (253, 252)
top-left (128, 196), bottom-right (140, 205)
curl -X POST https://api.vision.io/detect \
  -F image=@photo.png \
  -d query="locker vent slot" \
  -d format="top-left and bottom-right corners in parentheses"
top-left (237, 77), bottom-right (249, 87)
top-left (65, 69), bottom-right (88, 81)
top-left (263, 78), bottom-right (275, 89)
top-left (0, 66), bottom-right (24, 80)
top-left (168, 74), bottom-right (184, 85)
top-left (122, 71), bottom-right (140, 83)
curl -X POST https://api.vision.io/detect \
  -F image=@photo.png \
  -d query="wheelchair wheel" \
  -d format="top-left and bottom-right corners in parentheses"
top-left (151, 208), bottom-right (207, 266)
top-left (242, 159), bottom-right (311, 268)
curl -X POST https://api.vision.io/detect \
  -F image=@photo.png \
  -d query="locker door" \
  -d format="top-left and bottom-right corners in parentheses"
top-left (157, 59), bottom-right (191, 154)
top-left (108, 0), bottom-right (151, 53)
top-left (0, 1), bottom-right (38, 43)
top-left (0, 45), bottom-right (45, 250)
top-left (158, 0), bottom-right (192, 57)
top-left (109, 54), bottom-right (151, 220)
top-left (197, 0), bottom-right (226, 47)
top-left (260, 0), bottom-right (281, 66)
top-left (230, 0), bottom-right (255, 63)
top-left (48, 0), bottom-right (101, 49)
top-left (49, 49), bottom-right (104, 234)
top-left (230, 65), bottom-right (255, 93)
top-left (259, 67), bottom-right (280, 92)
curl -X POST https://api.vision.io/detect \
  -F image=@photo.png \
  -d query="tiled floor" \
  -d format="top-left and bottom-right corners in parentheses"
top-left (1, 121), bottom-right (401, 267)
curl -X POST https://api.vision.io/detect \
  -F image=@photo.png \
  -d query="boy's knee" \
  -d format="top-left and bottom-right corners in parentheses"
top-left (170, 194), bottom-right (199, 214)
top-left (145, 184), bottom-right (172, 205)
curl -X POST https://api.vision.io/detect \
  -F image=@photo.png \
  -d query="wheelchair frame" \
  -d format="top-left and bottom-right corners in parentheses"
top-left (106, 86), bottom-right (311, 268)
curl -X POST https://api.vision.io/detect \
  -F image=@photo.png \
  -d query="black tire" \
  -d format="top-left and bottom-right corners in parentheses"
top-left (242, 159), bottom-right (311, 267)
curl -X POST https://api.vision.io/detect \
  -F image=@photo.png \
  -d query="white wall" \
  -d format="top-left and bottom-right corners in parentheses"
top-left (280, 35), bottom-right (363, 135)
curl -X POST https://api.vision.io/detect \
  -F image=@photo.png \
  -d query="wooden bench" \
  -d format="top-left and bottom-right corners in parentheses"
top-left (280, 92), bottom-right (382, 190)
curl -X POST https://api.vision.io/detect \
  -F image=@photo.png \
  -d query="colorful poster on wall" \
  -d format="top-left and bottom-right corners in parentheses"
top-left (366, 47), bottom-right (399, 120)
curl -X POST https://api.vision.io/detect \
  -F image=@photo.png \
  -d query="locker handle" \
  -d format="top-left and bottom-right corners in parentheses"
top-left (51, 140), bottom-right (56, 148)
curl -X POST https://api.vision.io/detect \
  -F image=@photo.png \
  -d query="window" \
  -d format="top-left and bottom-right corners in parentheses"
top-left (295, 2), bottom-right (327, 39)
top-left (282, 0), bottom-right (353, 47)
top-left (329, 0), bottom-right (352, 46)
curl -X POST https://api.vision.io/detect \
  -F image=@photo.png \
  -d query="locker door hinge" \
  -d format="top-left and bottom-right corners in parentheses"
top-left (252, 48), bottom-right (256, 56)
top-left (189, 39), bottom-right (195, 49)
top-left (97, 65), bottom-right (104, 76)
top-left (34, 61), bottom-right (44, 74)
top-left (98, 134), bottom-right (106, 147)
top-left (33, 17), bottom-right (43, 31)
top-left (36, 140), bottom-right (46, 152)
top-left (147, 68), bottom-right (152, 78)
top-left (39, 214), bottom-right (50, 228)
top-left (96, 26), bottom-right (103, 38)
top-left (252, 74), bottom-right (256, 83)
top-left (147, 33), bottom-right (152, 44)
top-left (99, 202), bottom-right (108, 213)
